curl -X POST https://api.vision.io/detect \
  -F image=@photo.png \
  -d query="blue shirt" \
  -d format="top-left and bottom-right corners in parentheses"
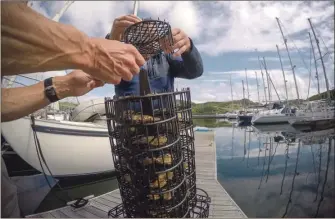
top-left (114, 39), bottom-right (204, 96)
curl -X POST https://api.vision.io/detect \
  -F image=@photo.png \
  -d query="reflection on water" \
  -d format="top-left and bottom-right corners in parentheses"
top-left (213, 121), bottom-right (335, 218)
top-left (193, 118), bottom-right (235, 128)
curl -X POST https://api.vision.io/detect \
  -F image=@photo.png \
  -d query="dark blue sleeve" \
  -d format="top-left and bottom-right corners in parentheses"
top-left (167, 38), bottom-right (204, 79)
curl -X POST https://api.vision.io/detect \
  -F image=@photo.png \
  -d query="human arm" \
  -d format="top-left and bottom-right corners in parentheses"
top-left (1, 70), bottom-right (103, 122)
top-left (1, 3), bottom-right (145, 83)
top-left (166, 29), bottom-right (204, 79)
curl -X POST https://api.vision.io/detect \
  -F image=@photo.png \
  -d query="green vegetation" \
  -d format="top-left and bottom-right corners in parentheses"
top-left (192, 118), bottom-right (232, 128)
top-left (308, 89), bottom-right (335, 101)
top-left (59, 101), bottom-right (78, 111)
top-left (191, 99), bottom-right (258, 115)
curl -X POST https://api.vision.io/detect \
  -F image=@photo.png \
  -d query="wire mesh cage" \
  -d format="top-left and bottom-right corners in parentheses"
top-left (123, 19), bottom-right (173, 58)
top-left (105, 92), bottom-right (190, 218)
top-left (122, 19), bottom-right (174, 79)
top-left (189, 189), bottom-right (211, 218)
top-left (175, 88), bottom-right (197, 205)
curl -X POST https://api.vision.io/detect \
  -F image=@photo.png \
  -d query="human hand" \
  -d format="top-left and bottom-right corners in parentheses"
top-left (84, 38), bottom-right (146, 84)
top-left (161, 28), bottom-right (191, 57)
top-left (53, 70), bottom-right (104, 99)
top-left (109, 15), bottom-right (142, 41)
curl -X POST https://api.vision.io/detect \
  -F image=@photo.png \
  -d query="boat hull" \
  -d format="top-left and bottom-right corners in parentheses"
top-left (238, 115), bottom-right (252, 126)
top-left (251, 114), bottom-right (293, 124)
top-left (1, 117), bottom-right (114, 177)
top-left (288, 110), bottom-right (335, 127)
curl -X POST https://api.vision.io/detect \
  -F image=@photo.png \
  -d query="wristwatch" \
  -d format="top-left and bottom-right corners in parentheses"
top-left (44, 77), bottom-right (59, 103)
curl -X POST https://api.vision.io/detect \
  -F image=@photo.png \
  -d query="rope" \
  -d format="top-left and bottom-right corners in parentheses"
top-left (30, 115), bottom-right (89, 209)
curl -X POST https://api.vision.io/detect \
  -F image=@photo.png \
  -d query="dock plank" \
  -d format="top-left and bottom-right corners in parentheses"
top-left (26, 131), bottom-right (246, 218)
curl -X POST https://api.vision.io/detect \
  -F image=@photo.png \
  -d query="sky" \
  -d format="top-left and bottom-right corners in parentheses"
top-left (11, 1), bottom-right (335, 104)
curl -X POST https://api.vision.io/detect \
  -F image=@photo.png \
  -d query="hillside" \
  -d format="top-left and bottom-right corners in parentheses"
top-left (59, 101), bottom-right (78, 111)
top-left (308, 89), bottom-right (335, 101)
top-left (192, 99), bottom-right (259, 114)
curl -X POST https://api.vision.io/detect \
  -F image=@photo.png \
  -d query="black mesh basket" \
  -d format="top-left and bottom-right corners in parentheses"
top-left (122, 19), bottom-right (174, 79)
top-left (123, 19), bottom-right (173, 57)
top-left (174, 89), bottom-right (197, 205)
top-left (190, 189), bottom-right (211, 218)
top-left (105, 92), bottom-right (189, 218)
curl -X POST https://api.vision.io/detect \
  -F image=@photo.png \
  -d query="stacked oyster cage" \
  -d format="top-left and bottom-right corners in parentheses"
top-left (104, 18), bottom-right (210, 218)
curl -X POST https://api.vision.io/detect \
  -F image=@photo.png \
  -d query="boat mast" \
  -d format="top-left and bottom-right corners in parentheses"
top-left (265, 59), bottom-right (272, 102)
top-left (245, 69), bottom-right (250, 106)
top-left (255, 71), bottom-right (261, 104)
top-left (230, 74), bottom-right (234, 108)
top-left (276, 17), bottom-right (300, 101)
top-left (245, 68), bottom-right (250, 109)
top-left (276, 45), bottom-right (289, 101)
top-left (228, 74), bottom-right (234, 112)
top-left (308, 32), bottom-right (320, 95)
top-left (263, 57), bottom-right (281, 102)
top-left (308, 18), bottom-right (330, 99)
top-left (52, 1), bottom-right (74, 22)
top-left (258, 55), bottom-right (268, 104)
top-left (133, 1), bottom-right (139, 16)
top-left (242, 80), bottom-right (246, 112)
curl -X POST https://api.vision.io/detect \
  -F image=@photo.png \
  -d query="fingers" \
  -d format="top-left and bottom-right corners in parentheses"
top-left (172, 38), bottom-right (186, 52)
top-left (116, 15), bottom-right (141, 23)
top-left (127, 45), bottom-right (146, 66)
top-left (159, 37), bottom-right (174, 54)
top-left (172, 28), bottom-right (181, 36)
top-left (173, 45), bottom-right (188, 57)
top-left (116, 20), bottom-right (139, 28)
top-left (87, 79), bottom-right (105, 89)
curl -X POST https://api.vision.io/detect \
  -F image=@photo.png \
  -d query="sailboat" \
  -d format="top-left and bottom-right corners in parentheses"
top-left (238, 69), bottom-right (254, 125)
top-left (288, 18), bottom-right (335, 127)
top-left (252, 18), bottom-right (297, 125)
top-left (251, 57), bottom-right (293, 124)
top-left (224, 74), bottom-right (238, 119)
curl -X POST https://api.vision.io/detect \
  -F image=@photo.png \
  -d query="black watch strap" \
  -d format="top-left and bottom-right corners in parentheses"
top-left (44, 77), bottom-right (59, 103)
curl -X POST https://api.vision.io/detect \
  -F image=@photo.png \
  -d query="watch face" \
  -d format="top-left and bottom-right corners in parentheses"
top-left (45, 86), bottom-right (58, 101)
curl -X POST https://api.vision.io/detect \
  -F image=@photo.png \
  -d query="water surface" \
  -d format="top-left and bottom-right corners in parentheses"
top-left (36, 119), bottom-right (335, 218)
top-left (214, 122), bottom-right (334, 218)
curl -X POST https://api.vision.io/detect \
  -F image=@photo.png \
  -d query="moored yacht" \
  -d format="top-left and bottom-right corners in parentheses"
top-left (251, 102), bottom-right (295, 124)
top-left (288, 100), bottom-right (335, 126)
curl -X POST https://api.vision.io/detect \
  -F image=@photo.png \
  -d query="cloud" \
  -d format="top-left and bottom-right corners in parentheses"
top-left (26, 1), bottom-right (333, 104)
top-left (196, 1), bottom-right (334, 55)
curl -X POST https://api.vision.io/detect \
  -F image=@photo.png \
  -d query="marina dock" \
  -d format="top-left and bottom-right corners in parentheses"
top-left (27, 131), bottom-right (247, 218)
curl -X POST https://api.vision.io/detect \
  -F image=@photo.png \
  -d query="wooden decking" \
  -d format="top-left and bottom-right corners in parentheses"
top-left (26, 131), bottom-right (247, 218)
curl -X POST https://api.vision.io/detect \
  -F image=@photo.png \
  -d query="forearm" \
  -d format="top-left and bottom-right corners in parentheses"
top-left (169, 39), bottom-right (204, 79)
top-left (180, 40), bottom-right (204, 79)
top-left (1, 2), bottom-right (93, 76)
top-left (1, 76), bottom-right (70, 122)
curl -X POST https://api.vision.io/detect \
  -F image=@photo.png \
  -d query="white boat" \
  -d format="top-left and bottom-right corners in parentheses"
top-left (1, 100), bottom-right (114, 177)
top-left (225, 111), bottom-right (238, 119)
top-left (288, 100), bottom-right (335, 126)
top-left (70, 98), bottom-right (105, 122)
top-left (251, 102), bottom-right (294, 124)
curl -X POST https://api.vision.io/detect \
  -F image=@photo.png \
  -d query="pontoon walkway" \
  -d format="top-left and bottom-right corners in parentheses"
top-left (27, 131), bottom-right (247, 218)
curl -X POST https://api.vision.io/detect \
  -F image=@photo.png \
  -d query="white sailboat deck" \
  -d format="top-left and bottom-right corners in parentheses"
top-left (26, 131), bottom-right (247, 218)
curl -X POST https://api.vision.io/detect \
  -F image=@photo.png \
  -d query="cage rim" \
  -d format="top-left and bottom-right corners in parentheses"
top-left (108, 90), bottom-right (177, 101)
top-left (123, 19), bottom-right (172, 43)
